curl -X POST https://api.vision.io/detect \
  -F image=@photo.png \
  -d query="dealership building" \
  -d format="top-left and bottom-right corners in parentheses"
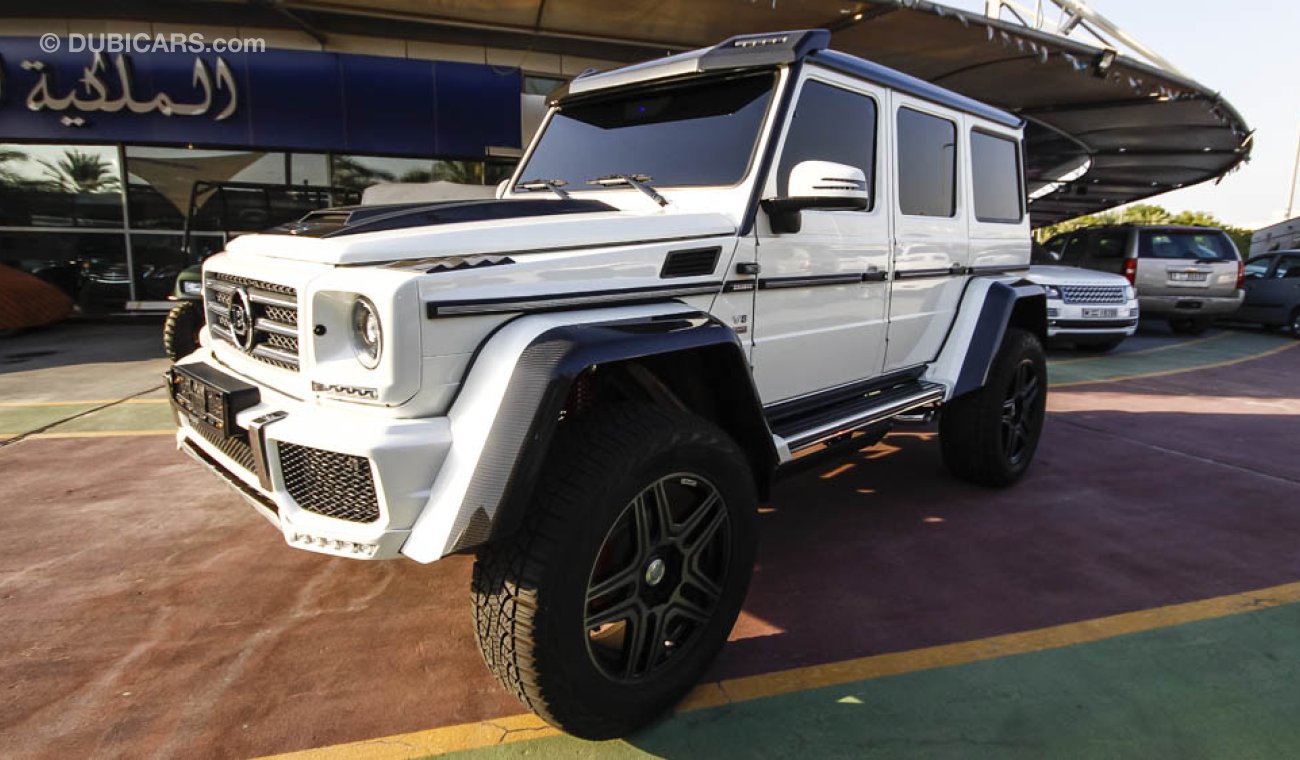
top-left (0, 1), bottom-right (1250, 310)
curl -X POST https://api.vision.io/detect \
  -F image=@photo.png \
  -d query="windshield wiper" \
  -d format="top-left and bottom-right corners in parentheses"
top-left (587, 174), bottom-right (669, 207)
top-left (514, 178), bottom-right (571, 200)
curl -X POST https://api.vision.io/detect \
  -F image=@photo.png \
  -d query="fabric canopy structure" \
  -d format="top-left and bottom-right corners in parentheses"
top-left (245, 0), bottom-right (1255, 225)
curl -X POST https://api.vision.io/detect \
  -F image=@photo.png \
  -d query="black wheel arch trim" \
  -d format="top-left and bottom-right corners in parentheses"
top-left (953, 279), bottom-right (1047, 398)
top-left (451, 312), bottom-right (776, 553)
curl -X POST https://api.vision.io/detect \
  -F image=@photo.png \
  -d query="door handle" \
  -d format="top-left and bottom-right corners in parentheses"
top-left (735, 261), bottom-right (761, 276)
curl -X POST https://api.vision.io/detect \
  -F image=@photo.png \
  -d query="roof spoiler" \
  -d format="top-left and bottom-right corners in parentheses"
top-left (555, 29), bottom-right (829, 104)
top-left (699, 29), bottom-right (831, 69)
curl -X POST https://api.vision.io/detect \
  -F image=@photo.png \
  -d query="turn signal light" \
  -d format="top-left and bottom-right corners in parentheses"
top-left (1122, 258), bottom-right (1137, 285)
top-left (1235, 260), bottom-right (1245, 289)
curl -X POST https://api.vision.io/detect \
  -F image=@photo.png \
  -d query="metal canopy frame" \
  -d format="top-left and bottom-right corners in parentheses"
top-left (23, 0), bottom-right (1249, 225)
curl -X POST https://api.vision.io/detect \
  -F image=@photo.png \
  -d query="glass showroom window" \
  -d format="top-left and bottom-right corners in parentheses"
top-left (0, 143), bottom-right (123, 229)
top-left (125, 147), bottom-right (287, 231)
top-left (0, 143), bottom-right (128, 311)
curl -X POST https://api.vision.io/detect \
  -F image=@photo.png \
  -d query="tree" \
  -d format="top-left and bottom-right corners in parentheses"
top-left (39, 149), bottom-right (120, 194)
top-left (1036, 204), bottom-right (1254, 256)
top-left (0, 148), bottom-right (29, 186)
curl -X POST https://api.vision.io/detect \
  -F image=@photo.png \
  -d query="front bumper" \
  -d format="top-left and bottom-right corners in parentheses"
top-left (1139, 290), bottom-right (1244, 317)
top-left (1046, 300), bottom-right (1140, 338)
top-left (172, 351), bottom-right (451, 560)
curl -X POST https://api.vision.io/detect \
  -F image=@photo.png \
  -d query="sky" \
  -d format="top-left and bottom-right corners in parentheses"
top-left (941, 0), bottom-right (1300, 230)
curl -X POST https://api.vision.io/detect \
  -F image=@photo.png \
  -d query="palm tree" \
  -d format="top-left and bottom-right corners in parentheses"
top-left (0, 148), bottom-right (28, 187)
top-left (39, 149), bottom-right (120, 194)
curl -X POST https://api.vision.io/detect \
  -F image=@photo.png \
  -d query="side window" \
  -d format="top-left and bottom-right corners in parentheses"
top-left (1092, 232), bottom-right (1128, 259)
top-left (897, 107), bottom-right (957, 217)
top-left (1044, 234), bottom-right (1069, 254)
top-left (970, 130), bottom-right (1023, 223)
top-left (777, 80), bottom-right (877, 203)
top-left (1243, 256), bottom-right (1273, 280)
top-left (1059, 233), bottom-right (1087, 266)
top-left (1276, 255), bottom-right (1300, 279)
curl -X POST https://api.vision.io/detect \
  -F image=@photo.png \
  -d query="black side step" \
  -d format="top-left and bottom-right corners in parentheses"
top-left (775, 380), bottom-right (946, 454)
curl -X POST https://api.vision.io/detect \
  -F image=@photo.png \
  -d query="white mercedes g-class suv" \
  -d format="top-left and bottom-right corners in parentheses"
top-left (170, 30), bottom-right (1047, 738)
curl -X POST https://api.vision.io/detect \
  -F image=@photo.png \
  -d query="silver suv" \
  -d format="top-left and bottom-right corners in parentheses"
top-left (1044, 224), bottom-right (1243, 334)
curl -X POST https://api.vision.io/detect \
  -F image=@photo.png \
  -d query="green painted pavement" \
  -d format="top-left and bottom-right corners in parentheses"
top-left (1048, 330), bottom-right (1295, 387)
top-left (0, 403), bottom-right (103, 436)
top-left (0, 400), bottom-right (171, 437)
top-left (48, 401), bottom-right (174, 432)
top-left (448, 602), bottom-right (1300, 759)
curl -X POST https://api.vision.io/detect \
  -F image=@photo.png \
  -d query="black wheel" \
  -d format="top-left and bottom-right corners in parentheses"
top-left (1169, 316), bottom-right (1210, 335)
top-left (471, 404), bottom-right (757, 739)
top-left (163, 301), bottom-right (203, 360)
top-left (1289, 308), bottom-right (1300, 339)
top-left (940, 328), bottom-right (1047, 487)
top-left (1076, 336), bottom-right (1125, 352)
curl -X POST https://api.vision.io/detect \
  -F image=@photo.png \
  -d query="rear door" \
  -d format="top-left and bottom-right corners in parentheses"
top-left (1135, 229), bottom-right (1241, 298)
top-left (885, 98), bottom-right (968, 371)
top-left (1238, 254), bottom-right (1276, 322)
top-left (1244, 254), bottom-right (1300, 324)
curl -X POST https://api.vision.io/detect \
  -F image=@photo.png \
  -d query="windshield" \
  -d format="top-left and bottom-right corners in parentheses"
top-left (516, 72), bottom-right (777, 192)
top-left (1138, 230), bottom-right (1239, 261)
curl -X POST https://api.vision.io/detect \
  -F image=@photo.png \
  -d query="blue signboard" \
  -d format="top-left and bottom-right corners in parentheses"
top-left (0, 36), bottom-right (522, 157)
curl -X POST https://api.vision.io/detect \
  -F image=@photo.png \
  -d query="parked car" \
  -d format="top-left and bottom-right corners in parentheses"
top-left (169, 30), bottom-right (1048, 738)
top-left (1043, 224), bottom-right (1243, 334)
top-left (1029, 243), bottom-right (1138, 350)
top-left (1235, 250), bottom-right (1300, 336)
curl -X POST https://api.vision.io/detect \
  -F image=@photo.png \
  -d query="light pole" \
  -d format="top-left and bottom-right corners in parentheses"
top-left (1287, 124), bottom-right (1300, 220)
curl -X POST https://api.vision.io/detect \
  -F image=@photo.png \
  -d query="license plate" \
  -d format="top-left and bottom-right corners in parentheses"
top-left (1082, 308), bottom-right (1118, 318)
top-left (1170, 271), bottom-right (1208, 282)
top-left (169, 365), bottom-right (259, 437)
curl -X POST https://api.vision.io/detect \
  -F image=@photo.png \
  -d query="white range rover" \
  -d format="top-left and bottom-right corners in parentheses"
top-left (1029, 245), bottom-right (1139, 351)
top-left (169, 30), bottom-right (1048, 738)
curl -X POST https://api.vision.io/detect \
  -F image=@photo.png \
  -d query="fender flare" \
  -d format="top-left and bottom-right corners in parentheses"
top-left (401, 303), bottom-right (773, 563)
top-left (928, 277), bottom-right (1046, 398)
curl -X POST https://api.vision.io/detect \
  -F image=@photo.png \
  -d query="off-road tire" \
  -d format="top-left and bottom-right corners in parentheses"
top-left (471, 404), bottom-right (757, 739)
top-left (940, 328), bottom-right (1047, 487)
top-left (163, 301), bottom-right (203, 360)
top-left (1169, 316), bottom-right (1211, 335)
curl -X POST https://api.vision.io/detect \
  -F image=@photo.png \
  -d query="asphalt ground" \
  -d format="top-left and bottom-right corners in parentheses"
top-left (1, 319), bottom-right (1298, 759)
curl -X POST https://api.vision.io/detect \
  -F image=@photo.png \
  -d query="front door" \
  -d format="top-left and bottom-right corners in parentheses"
top-left (749, 71), bottom-right (891, 404)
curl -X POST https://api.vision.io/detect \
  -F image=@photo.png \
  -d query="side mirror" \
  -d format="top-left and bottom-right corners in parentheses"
top-left (761, 160), bottom-right (870, 234)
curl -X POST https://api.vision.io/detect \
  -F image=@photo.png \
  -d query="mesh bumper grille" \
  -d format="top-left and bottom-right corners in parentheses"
top-left (194, 421), bottom-right (256, 472)
top-left (278, 443), bottom-right (380, 523)
top-left (1061, 285), bottom-right (1126, 304)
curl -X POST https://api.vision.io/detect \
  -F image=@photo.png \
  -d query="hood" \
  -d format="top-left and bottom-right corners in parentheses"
top-left (1027, 265), bottom-right (1130, 288)
top-left (225, 198), bottom-right (737, 265)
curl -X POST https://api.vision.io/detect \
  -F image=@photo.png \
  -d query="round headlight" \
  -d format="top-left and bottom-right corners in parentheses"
top-left (1124, 284), bottom-right (1137, 300)
top-left (1044, 284), bottom-right (1062, 300)
top-left (350, 297), bottom-right (382, 369)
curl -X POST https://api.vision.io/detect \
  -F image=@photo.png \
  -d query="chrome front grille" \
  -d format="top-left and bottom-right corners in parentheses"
top-left (1060, 285), bottom-right (1126, 304)
top-left (278, 443), bottom-right (380, 523)
top-left (205, 273), bottom-right (301, 371)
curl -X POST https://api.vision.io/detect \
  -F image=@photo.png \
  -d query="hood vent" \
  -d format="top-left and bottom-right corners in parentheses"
top-left (661, 247), bottom-right (721, 278)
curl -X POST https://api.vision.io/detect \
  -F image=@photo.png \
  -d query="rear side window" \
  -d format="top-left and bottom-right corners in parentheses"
top-left (1243, 256), bottom-right (1273, 279)
top-left (1276, 255), bottom-right (1300, 278)
top-left (1138, 231), bottom-right (1239, 261)
top-left (1059, 234), bottom-right (1087, 265)
top-left (777, 80), bottom-right (877, 202)
top-left (1092, 232), bottom-right (1127, 259)
top-left (897, 108), bottom-right (956, 217)
top-left (970, 130), bottom-right (1023, 223)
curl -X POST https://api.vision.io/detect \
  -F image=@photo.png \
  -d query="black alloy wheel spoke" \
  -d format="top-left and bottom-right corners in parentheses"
top-left (585, 474), bottom-right (731, 682)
